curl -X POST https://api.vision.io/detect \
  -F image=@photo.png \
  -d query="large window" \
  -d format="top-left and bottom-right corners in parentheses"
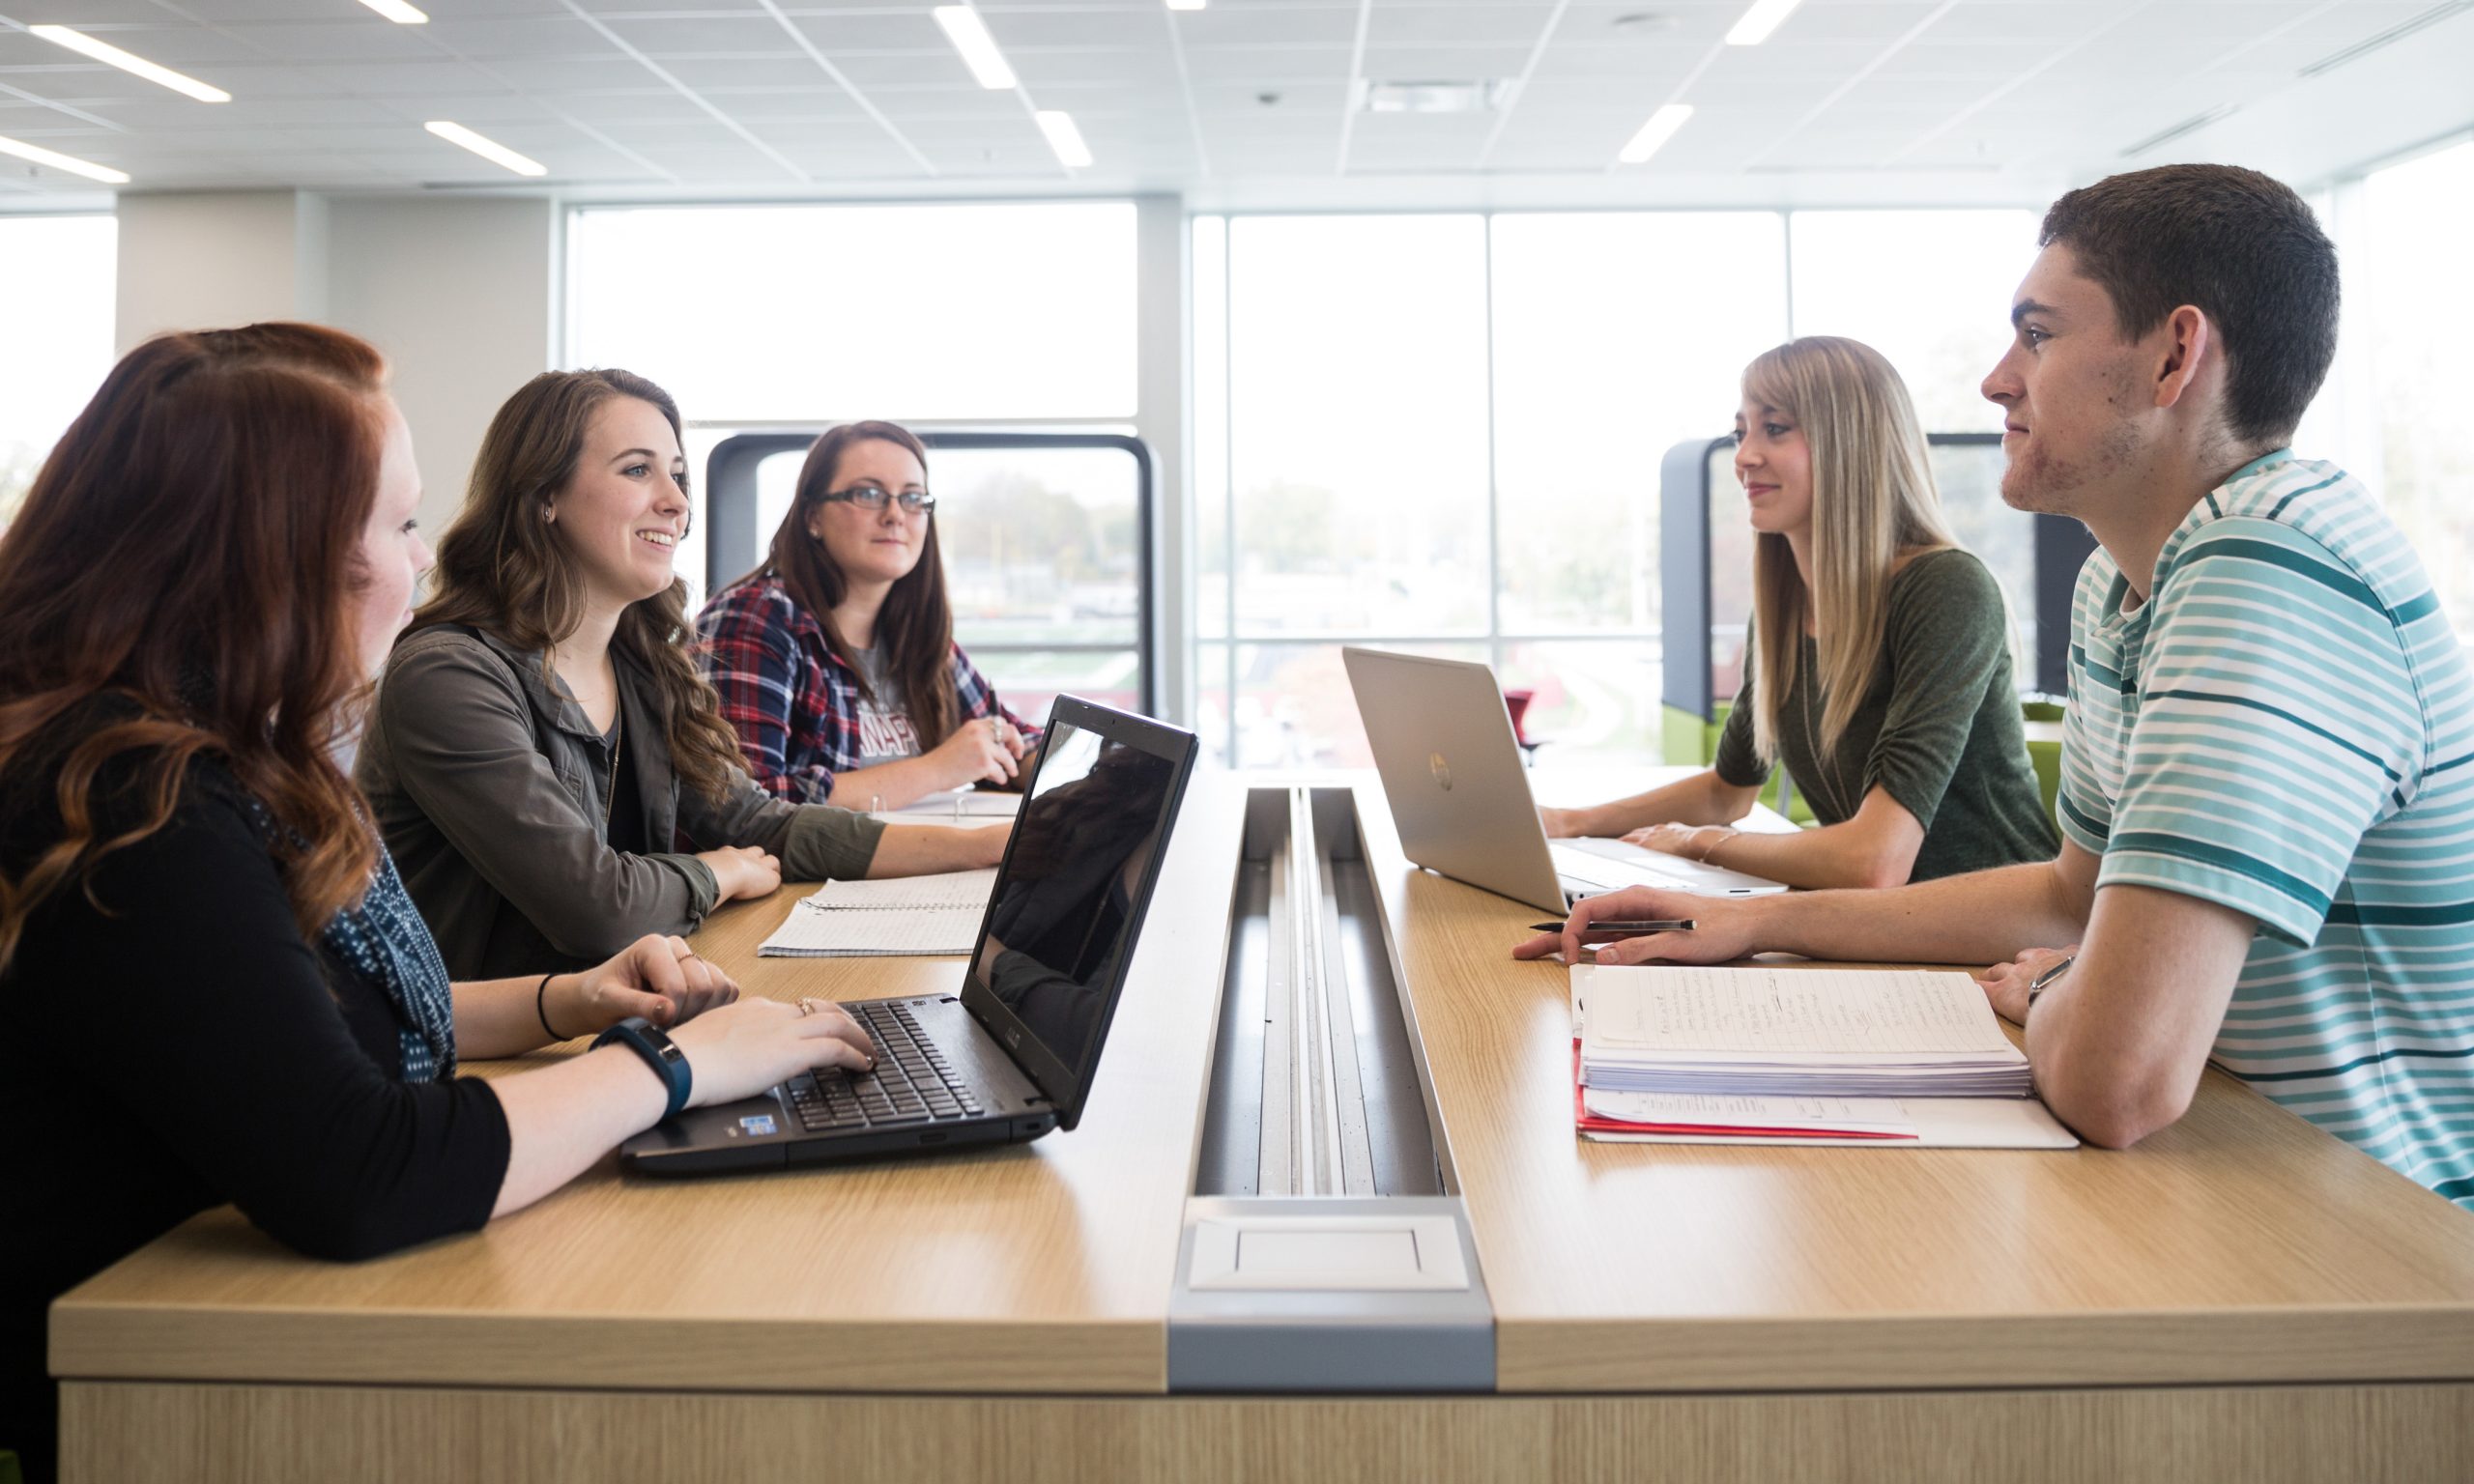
top-left (566, 202), bottom-right (1141, 726)
top-left (2359, 140), bottom-right (2474, 642)
top-left (568, 202), bottom-right (1136, 425)
top-left (1786, 210), bottom-right (2039, 434)
top-left (0, 214), bottom-right (117, 526)
top-left (1194, 209), bottom-right (2057, 768)
top-left (728, 437), bottom-right (1147, 726)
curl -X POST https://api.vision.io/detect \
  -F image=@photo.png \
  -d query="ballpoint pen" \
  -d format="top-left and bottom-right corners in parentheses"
top-left (1530, 919), bottom-right (1695, 936)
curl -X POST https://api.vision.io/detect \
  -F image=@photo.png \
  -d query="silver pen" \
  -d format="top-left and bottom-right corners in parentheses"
top-left (2025, 953), bottom-right (2075, 1018)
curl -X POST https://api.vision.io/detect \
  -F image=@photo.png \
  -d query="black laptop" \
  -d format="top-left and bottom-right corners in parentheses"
top-left (619, 696), bottom-right (1198, 1175)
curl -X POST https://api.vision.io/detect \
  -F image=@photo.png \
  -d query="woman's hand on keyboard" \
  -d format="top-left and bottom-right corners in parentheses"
top-left (670, 997), bottom-right (879, 1109)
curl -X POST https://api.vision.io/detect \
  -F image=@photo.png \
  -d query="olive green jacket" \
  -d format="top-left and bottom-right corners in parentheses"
top-left (357, 624), bottom-right (883, 979)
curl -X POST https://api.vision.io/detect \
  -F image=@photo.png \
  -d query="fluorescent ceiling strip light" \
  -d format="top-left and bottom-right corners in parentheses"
top-left (27, 25), bottom-right (230, 102)
top-left (1617, 102), bottom-right (1693, 164)
top-left (1725, 0), bottom-right (1807, 46)
top-left (0, 133), bottom-right (129, 184)
top-left (932, 6), bottom-right (1017, 90)
top-left (2297, 1), bottom-right (2473, 78)
top-left (355, 0), bottom-right (431, 22)
top-left (2119, 103), bottom-right (2240, 157)
top-left (1034, 110), bottom-right (1093, 168)
top-left (1165, 0), bottom-right (1207, 10)
top-left (424, 120), bottom-right (547, 177)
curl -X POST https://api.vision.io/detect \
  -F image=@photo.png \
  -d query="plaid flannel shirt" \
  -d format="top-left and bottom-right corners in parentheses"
top-left (696, 573), bottom-right (1040, 803)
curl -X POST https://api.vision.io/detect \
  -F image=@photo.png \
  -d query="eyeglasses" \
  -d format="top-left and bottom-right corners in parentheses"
top-left (820, 483), bottom-right (935, 515)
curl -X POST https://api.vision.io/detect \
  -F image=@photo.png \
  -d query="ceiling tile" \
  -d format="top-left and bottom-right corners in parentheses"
top-left (600, 16), bottom-right (810, 55)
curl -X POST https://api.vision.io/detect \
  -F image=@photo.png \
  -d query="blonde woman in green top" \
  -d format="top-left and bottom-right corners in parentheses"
top-left (1540, 337), bottom-right (2057, 888)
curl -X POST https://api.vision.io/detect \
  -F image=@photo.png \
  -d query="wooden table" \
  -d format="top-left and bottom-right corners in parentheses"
top-left (49, 770), bottom-right (2474, 1482)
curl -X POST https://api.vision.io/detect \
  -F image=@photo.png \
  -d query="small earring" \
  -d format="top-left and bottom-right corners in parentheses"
top-left (541, 504), bottom-right (554, 524)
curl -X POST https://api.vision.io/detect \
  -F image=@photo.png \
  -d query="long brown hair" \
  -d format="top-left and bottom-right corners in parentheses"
top-left (0, 323), bottom-right (389, 972)
top-left (736, 421), bottom-right (959, 749)
top-left (407, 368), bottom-right (745, 803)
top-left (1741, 337), bottom-right (1957, 764)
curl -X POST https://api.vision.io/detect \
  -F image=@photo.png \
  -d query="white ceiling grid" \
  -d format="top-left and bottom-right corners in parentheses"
top-left (0, 0), bottom-right (2466, 204)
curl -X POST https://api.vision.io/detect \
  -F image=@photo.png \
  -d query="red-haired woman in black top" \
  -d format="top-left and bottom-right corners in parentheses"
top-left (0, 325), bottom-right (877, 1482)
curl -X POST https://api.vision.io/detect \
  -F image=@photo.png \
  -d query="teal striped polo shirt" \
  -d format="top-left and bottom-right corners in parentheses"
top-left (2059, 449), bottom-right (2474, 1211)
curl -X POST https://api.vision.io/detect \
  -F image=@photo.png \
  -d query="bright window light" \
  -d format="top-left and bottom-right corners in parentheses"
top-left (1, 214), bottom-right (118, 528)
top-left (0, 133), bottom-right (130, 185)
top-left (1725, 0), bottom-right (1806, 46)
top-left (932, 6), bottom-right (1017, 90)
top-left (1617, 103), bottom-right (1693, 164)
top-left (355, 0), bottom-right (430, 22)
top-left (27, 25), bottom-right (230, 103)
top-left (1034, 111), bottom-right (1093, 169)
top-left (423, 121), bottom-right (547, 178)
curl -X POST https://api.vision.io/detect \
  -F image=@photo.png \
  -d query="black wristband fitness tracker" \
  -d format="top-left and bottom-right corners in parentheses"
top-left (593, 1015), bottom-right (693, 1120)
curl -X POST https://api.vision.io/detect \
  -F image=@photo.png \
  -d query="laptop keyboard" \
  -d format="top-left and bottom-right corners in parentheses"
top-left (1549, 841), bottom-right (1759, 893)
top-left (785, 1000), bottom-right (988, 1132)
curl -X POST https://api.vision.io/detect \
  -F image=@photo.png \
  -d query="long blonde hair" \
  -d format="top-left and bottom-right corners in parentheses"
top-left (1742, 336), bottom-right (1956, 765)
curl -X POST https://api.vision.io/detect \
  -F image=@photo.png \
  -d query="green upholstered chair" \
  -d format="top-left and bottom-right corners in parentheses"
top-left (2021, 697), bottom-right (2064, 828)
top-left (1660, 701), bottom-right (1816, 825)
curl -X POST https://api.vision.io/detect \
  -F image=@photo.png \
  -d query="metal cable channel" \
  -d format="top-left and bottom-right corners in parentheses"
top-left (1253, 787), bottom-right (1375, 1196)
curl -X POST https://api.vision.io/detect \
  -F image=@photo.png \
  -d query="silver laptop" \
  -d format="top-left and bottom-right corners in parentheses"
top-left (1340, 647), bottom-right (1788, 914)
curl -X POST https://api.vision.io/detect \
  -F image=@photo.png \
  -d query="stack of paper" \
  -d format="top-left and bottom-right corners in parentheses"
top-left (757, 868), bottom-right (997, 958)
top-left (1570, 964), bottom-right (2075, 1149)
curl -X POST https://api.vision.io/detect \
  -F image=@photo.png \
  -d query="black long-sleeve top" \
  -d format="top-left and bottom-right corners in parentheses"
top-left (0, 742), bottom-right (511, 1482)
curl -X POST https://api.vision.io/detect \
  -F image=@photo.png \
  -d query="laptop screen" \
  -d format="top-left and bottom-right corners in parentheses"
top-left (963, 699), bottom-right (1192, 1125)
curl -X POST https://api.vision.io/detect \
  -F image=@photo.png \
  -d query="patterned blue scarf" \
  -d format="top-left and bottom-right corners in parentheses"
top-left (232, 791), bottom-right (459, 1081)
top-left (321, 846), bottom-right (459, 1081)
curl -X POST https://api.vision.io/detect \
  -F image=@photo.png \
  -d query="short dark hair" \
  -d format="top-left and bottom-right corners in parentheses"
top-left (2039, 163), bottom-right (2339, 445)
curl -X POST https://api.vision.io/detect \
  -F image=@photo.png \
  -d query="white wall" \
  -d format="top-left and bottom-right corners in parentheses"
top-left (114, 190), bottom-right (328, 353)
top-left (1133, 193), bottom-right (1192, 725)
top-left (109, 190), bottom-right (558, 538)
top-left (326, 196), bottom-right (558, 535)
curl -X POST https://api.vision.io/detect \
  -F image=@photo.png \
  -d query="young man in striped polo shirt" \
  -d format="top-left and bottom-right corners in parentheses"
top-left (1520, 163), bottom-right (2474, 1211)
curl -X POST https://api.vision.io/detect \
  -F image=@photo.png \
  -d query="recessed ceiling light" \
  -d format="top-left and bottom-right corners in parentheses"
top-left (27, 25), bottom-right (230, 103)
top-left (0, 132), bottom-right (130, 184)
top-left (1725, 0), bottom-right (1807, 46)
top-left (1617, 102), bottom-right (1693, 164)
top-left (354, 0), bottom-right (430, 22)
top-left (1034, 110), bottom-right (1093, 169)
top-left (424, 121), bottom-right (547, 178)
top-left (932, 6), bottom-right (1017, 90)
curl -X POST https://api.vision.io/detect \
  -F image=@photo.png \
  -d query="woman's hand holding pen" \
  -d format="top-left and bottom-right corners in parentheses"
top-left (1510, 886), bottom-right (1759, 966)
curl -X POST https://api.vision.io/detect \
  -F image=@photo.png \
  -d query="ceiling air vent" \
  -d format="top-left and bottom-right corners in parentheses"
top-left (1353, 80), bottom-right (1515, 114)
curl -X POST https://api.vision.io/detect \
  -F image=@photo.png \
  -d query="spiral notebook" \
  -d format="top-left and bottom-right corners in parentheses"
top-left (757, 869), bottom-right (998, 957)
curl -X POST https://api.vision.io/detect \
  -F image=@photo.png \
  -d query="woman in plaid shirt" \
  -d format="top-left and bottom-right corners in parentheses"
top-left (698, 421), bottom-right (1042, 809)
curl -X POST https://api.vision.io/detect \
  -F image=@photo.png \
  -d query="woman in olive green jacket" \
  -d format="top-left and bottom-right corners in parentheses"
top-left (359, 368), bottom-right (1005, 980)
